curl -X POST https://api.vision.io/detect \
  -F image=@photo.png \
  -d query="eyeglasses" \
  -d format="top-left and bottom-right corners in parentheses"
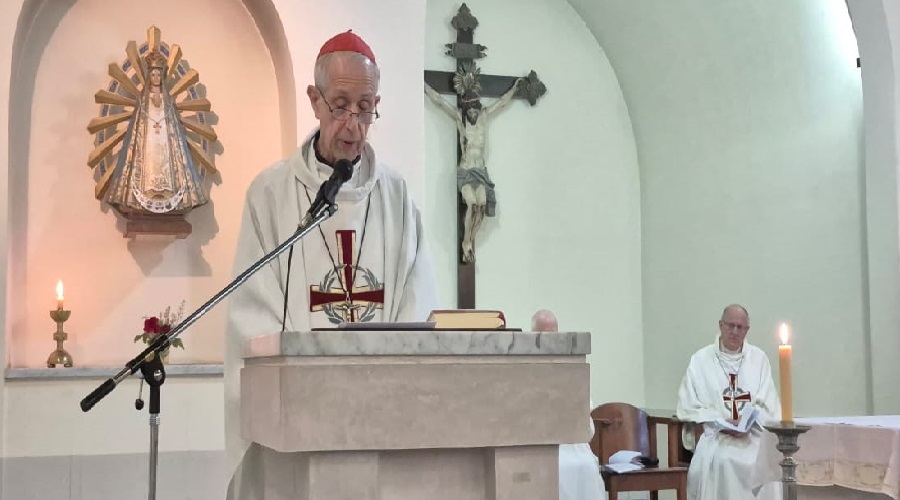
top-left (316, 87), bottom-right (379, 125)
top-left (721, 321), bottom-right (749, 333)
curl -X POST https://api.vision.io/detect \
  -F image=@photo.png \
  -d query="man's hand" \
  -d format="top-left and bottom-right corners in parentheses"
top-left (515, 77), bottom-right (526, 93)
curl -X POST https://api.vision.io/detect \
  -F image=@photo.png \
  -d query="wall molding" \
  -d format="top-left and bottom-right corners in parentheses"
top-left (5, 364), bottom-right (223, 380)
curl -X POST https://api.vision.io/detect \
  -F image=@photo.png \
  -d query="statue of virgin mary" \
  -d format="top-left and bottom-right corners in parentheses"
top-left (103, 49), bottom-right (207, 216)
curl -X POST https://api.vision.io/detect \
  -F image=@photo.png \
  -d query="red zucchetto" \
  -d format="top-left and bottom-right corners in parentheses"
top-left (317, 30), bottom-right (376, 64)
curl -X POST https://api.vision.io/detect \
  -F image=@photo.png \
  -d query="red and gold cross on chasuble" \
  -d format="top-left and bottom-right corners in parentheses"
top-left (722, 373), bottom-right (752, 421)
top-left (309, 229), bottom-right (385, 322)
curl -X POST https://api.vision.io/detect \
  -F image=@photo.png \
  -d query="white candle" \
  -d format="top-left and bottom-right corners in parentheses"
top-left (778, 323), bottom-right (793, 422)
top-left (56, 280), bottom-right (64, 310)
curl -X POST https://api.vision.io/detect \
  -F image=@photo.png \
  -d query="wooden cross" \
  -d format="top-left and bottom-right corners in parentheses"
top-left (722, 373), bottom-right (752, 420)
top-left (424, 3), bottom-right (546, 309)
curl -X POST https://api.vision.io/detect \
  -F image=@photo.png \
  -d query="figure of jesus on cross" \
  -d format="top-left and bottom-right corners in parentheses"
top-left (424, 3), bottom-right (546, 308)
top-left (425, 65), bottom-right (524, 264)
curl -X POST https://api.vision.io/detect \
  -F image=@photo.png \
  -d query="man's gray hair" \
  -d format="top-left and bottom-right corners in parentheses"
top-left (721, 303), bottom-right (749, 320)
top-left (314, 51), bottom-right (381, 91)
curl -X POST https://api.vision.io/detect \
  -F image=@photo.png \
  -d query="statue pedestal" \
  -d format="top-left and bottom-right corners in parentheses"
top-left (122, 213), bottom-right (191, 238)
top-left (240, 329), bottom-right (592, 500)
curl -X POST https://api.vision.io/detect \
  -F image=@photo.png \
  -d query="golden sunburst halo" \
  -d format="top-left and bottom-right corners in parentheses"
top-left (87, 25), bottom-right (217, 201)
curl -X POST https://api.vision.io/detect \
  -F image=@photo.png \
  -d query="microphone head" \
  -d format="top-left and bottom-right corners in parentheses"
top-left (334, 159), bottom-right (354, 182)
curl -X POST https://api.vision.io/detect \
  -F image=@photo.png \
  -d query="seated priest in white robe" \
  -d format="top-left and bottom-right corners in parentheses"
top-left (532, 310), bottom-right (607, 500)
top-left (224, 31), bottom-right (439, 499)
top-left (676, 304), bottom-right (782, 500)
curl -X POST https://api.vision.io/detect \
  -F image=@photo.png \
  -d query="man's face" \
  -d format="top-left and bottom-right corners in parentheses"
top-left (307, 55), bottom-right (380, 164)
top-left (718, 308), bottom-right (750, 352)
top-left (466, 107), bottom-right (480, 125)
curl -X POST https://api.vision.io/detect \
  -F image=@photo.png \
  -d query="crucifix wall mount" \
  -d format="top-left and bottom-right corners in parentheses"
top-left (424, 3), bottom-right (546, 309)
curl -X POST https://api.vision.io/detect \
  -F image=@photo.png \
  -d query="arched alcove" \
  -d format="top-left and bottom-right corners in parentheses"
top-left (6, 0), bottom-right (296, 367)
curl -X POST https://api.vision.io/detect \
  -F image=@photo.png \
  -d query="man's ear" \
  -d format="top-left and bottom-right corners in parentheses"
top-left (307, 85), bottom-right (320, 119)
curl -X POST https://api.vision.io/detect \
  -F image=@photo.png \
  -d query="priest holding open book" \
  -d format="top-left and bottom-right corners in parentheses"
top-left (676, 304), bottom-right (783, 500)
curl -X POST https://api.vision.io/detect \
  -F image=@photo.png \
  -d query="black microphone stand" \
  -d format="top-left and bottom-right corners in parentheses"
top-left (80, 203), bottom-right (339, 500)
top-left (134, 350), bottom-right (166, 500)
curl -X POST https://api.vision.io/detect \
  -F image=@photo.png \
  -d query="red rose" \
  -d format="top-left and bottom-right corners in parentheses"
top-left (160, 324), bottom-right (172, 334)
top-left (144, 317), bottom-right (160, 334)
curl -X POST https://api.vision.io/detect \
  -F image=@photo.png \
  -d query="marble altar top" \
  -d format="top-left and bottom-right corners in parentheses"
top-left (244, 329), bottom-right (591, 358)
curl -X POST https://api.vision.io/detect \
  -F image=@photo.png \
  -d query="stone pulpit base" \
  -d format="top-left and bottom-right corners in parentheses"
top-left (241, 329), bottom-right (592, 500)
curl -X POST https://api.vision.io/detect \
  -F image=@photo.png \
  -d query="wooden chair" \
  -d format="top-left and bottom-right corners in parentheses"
top-left (642, 409), bottom-right (701, 468)
top-left (590, 403), bottom-right (688, 500)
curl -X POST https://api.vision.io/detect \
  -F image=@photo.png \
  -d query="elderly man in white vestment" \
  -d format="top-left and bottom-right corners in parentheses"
top-left (676, 304), bottom-right (783, 500)
top-left (532, 309), bottom-right (607, 500)
top-left (223, 30), bottom-right (439, 499)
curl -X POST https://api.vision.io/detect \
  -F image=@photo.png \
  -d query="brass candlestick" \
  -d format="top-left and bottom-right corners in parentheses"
top-left (47, 308), bottom-right (73, 368)
top-left (764, 422), bottom-right (811, 500)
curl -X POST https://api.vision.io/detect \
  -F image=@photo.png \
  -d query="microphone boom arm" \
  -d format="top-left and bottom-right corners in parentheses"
top-left (80, 204), bottom-right (338, 412)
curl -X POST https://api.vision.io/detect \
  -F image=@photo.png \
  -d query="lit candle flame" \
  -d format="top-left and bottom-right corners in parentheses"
top-left (56, 280), bottom-right (64, 300)
top-left (779, 322), bottom-right (790, 345)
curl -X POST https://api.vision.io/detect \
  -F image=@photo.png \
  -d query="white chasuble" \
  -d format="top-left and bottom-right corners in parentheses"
top-left (298, 143), bottom-right (386, 328)
top-left (223, 130), bottom-right (439, 499)
top-left (560, 399), bottom-right (606, 500)
top-left (677, 341), bottom-right (783, 500)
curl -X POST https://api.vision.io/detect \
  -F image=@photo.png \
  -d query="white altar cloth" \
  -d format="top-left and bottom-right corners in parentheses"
top-left (792, 416), bottom-right (900, 500)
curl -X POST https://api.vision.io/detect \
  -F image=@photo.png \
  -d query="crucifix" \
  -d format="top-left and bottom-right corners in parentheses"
top-left (424, 3), bottom-right (546, 309)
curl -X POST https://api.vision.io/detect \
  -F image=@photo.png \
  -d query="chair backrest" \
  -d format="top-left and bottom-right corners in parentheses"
top-left (590, 402), bottom-right (650, 464)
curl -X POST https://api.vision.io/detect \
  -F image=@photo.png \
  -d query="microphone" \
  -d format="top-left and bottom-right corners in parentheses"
top-left (306, 159), bottom-right (354, 219)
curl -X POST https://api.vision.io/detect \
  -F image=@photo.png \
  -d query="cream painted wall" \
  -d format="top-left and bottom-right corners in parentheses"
top-left (4, 377), bottom-right (223, 457)
top-left (848, 0), bottom-right (900, 415)
top-left (423, 0), bottom-right (644, 407)
top-left (0, 0), bottom-right (22, 476)
top-left (571, 0), bottom-right (869, 416)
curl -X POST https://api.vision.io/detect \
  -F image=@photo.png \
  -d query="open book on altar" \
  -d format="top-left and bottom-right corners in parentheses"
top-left (716, 405), bottom-right (760, 433)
